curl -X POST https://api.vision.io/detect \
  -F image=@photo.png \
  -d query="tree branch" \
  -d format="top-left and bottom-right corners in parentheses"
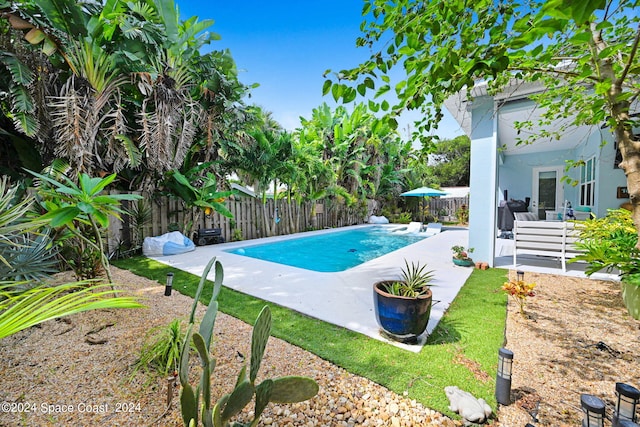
top-left (617, 23), bottom-right (640, 86)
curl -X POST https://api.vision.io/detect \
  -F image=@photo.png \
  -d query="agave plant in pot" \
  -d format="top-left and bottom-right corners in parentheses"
top-left (373, 260), bottom-right (435, 343)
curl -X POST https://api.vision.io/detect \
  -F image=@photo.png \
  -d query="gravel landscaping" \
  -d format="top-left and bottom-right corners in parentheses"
top-left (0, 266), bottom-right (637, 426)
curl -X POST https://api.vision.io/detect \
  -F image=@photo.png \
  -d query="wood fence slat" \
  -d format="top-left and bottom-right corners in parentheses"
top-left (107, 194), bottom-right (422, 251)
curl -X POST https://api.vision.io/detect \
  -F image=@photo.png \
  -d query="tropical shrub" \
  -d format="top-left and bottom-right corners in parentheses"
top-left (451, 245), bottom-right (474, 261)
top-left (0, 177), bottom-right (58, 286)
top-left (124, 198), bottom-right (153, 251)
top-left (571, 209), bottom-right (639, 277)
top-left (455, 205), bottom-right (469, 224)
top-left (164, 169), bottom-right (234, 237)
top-left (232, 228), bottom-right (244, 241)
top-left (0, 177), bottom-right (142, 340)
top-left (502, 278), bottom-right (536, 317)
top-left (178, 257), bottom-right (318, 427)
top-left (31, 171), bottom-right (141, 283)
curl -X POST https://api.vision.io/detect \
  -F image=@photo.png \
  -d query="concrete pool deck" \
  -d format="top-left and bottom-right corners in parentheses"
top-left (147, 224), bottom-right (474, 352)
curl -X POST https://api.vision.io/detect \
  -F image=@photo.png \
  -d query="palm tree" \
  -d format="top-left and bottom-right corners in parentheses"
top-left (0, 0), bottom-right (252, 192)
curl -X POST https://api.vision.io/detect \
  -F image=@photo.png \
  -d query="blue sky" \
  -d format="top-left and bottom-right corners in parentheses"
top-left (177, 1), bottom-right (464, 141)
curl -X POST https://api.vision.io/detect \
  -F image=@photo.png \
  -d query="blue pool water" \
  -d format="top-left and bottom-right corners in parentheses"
top-left (225, 226), bottom-right (427, 272)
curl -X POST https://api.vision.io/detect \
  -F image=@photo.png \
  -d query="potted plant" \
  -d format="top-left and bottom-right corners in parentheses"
top-left (373, 260), bottom-right (435, 343)
top-left (451, 245), bottom-right (474, 267)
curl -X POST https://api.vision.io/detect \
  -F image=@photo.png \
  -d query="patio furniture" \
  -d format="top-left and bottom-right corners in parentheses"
top-left (512, 220), bottom-right (583, 272)
top-left (392, 222), bottom-right (423, 234)
top-left (422, 222), bottom-right (443, 236)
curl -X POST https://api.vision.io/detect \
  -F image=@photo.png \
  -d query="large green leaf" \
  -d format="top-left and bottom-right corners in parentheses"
top-left (250, 306), bottom-right (271, 383)
top-left (180, 382), bottom-right (198, 427)
top-left (44, 206), bottom-right (80, 227)
top-left (221, 380), bottom-right (254, 422)
top-left (36, 0), bottom-right (88, 37)
top-left (0, 53), bottom-right (35, 85)
top-left (269, 376), bottom-right (319, 403)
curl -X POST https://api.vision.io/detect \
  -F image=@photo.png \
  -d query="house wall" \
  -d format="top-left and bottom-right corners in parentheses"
top-left (468, 96), bottom-right (498, 265)
top-left (498, 127), bottom-right (628, 218)
top-left (498, 149), bottom-right (578, 207)
top-left (575, 129), bottom-right (629, 217)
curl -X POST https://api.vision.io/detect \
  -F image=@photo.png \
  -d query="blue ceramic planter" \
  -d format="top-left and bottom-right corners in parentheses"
top-left (373, 281), bottom-right (432, 343)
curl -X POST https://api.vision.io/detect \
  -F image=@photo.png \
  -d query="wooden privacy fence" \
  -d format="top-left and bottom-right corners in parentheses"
top-left (428, 197), bottom-right (470, 221)
top-left (107, 192), bottom-right (366, 253)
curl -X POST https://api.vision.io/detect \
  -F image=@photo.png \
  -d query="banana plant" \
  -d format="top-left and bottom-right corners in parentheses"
top-left (179, 257), bottom-right (319, 427)
top-left (165, 170), bottom-right (234, 236)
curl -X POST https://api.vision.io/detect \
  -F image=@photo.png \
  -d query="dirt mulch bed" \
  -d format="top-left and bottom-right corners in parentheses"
top-left (496, 271), bottom-right (640, 426)
top-left (0, 268), bottom-right (456, 427)
top-left (0, 267), bottom-right (638, 426)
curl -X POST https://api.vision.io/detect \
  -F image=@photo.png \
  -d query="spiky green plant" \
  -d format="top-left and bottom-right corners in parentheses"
top-left (0, 232), bottom-right (59, 286)
top-left (0, 177), bottom-right (57, 286)
top-left (382, 260), bottom-right (435, 298)
top-left (179, 257), bottom-right (319, 427)
top-left (133, 319), bottom-right (187, 377)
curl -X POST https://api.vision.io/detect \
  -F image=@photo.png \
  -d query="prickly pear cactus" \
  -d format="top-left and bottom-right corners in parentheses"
top-left (178, 257), bottom-right (319, 427)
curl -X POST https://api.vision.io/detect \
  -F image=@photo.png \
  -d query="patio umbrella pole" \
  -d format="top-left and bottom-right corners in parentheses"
top-left (400, 186), bottom-right (450, 224)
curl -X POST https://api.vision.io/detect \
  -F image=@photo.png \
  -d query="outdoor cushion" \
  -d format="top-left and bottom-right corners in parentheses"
top-left (369, 215), bottom-right (390, 224)
top-left (422, 222), bottom-right (442, 236)
top-left (514, 212), bottom-right (539, 221)
top-left (143, 231), bottom-right (196, 257)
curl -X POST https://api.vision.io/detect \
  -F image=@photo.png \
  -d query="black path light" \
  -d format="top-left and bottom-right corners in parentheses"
top-left (613, 382), bottom-right (640, 427)
top-left (517, 270), bottom-right (525, 282)
top-left (581, 394), bottom-right (606, 427)
top-left (496, 347), bottom-right (514, 405)
top-left (165, 272), bottom-right (174, 296)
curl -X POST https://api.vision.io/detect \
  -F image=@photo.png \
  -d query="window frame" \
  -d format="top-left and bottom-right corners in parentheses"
top-left (579, 157), bottom-right (596, 207)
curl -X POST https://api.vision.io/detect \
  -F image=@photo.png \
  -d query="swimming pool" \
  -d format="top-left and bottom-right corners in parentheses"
top-left (225, 226), bottom-right (427, 272)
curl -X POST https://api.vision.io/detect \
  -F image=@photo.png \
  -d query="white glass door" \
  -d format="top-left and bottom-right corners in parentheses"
top-left (531, 166), bottom-right (564, 219)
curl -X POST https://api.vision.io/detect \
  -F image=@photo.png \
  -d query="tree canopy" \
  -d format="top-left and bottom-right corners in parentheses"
top-left (430, 135), bottom-right (470, 187)
top-left (326, 0), bottom-right (640, 244)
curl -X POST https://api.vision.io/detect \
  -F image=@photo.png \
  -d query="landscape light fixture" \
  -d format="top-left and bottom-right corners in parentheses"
top-left (613, 382), bottom-right (640, 427)
top-left (517, 270), bottom-right (525, 282)
top-left (496, 348), bottom-right (514, 405)
top-left (581, 394), bottom-right (606, 427)
top-left (164, 272), bottom-right (174, 296)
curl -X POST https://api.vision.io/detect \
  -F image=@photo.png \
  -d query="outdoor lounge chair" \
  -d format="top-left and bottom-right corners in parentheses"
top-left (392, 221), bottom-right (423, 234)
top-left (421, 222), bottom-right (442, 236)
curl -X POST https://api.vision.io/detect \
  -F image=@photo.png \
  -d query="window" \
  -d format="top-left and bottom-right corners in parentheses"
top-left (580, 157), bottom-right (595, 207)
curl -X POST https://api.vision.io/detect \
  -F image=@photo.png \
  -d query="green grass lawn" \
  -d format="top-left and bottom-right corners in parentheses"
top-left (113, 256), bottom-right (508, 418)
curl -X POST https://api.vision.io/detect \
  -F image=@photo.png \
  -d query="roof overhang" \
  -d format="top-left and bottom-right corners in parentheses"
top-left (444, 79), bottom-right (606, 155)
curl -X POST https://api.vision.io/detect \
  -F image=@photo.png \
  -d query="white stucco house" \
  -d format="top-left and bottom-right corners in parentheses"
top-left (444, 80), bottom-right (632, 267)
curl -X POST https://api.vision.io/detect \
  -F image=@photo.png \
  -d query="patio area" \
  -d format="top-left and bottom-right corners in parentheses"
top-left (148, 224), bottom-right (473, 352)
top-left (148, 225), bottom-right (620, 352)
top-left (494, 237), bottom-right (620, 281)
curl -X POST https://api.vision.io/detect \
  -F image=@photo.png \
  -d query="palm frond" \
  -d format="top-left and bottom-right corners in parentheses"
top-left (0, 52), bottom-right (35, 85)
top-left (0, 232), bottom-right (59, 284)
top-left (0, 282), bottom-right (143, 340)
